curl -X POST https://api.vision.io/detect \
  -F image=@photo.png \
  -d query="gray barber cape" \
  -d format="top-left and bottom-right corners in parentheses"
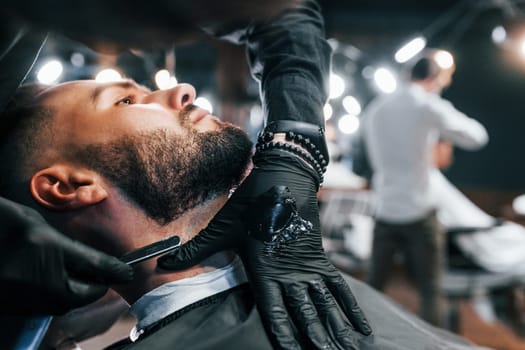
top-left (106, 274), bottom-right (488, 350)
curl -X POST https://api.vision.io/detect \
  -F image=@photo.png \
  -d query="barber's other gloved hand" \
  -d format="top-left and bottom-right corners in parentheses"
top-left (0, 196), bottom-right (134, 315)
top-left (159, 170), bottom-right (372, 349)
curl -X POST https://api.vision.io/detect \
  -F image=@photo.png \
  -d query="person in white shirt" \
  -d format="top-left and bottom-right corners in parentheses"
top-left (362, 49), bottom-right (488, 326)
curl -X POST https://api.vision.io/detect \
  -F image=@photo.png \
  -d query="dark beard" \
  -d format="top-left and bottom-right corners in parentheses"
top-left (71, 125), bottom-right (253, 225)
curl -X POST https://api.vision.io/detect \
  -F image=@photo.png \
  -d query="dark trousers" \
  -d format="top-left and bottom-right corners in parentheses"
top-left (368, 211), bottom-right (445, 326)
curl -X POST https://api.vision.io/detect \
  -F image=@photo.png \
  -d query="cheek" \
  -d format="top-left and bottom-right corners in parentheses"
top-left (115, 108), bottom-right (185, 134)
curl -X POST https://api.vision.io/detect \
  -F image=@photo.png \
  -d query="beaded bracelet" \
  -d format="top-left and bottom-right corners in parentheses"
top-left (255, 130), bottom-right (328, 183)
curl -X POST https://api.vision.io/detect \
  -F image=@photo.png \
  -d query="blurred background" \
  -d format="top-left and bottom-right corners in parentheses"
top-left (12, 1), bottom-right (525, 348)
top-left (22, 0), bottom-right (525, 200)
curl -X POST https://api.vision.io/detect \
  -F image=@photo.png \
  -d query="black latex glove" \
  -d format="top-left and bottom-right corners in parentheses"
top-left (0, 196), bottom-right (134, 315)
top-left (159, 155), bottom-right (372, 349)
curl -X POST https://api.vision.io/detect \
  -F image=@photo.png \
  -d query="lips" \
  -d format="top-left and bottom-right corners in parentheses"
top-left (189, 109), bottom-right (210, 124)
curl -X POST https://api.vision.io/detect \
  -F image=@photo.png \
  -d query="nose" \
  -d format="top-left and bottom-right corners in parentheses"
top-left (146, 83), bottom-right (196, 110)
top-left (170, 83), bottom-right (196, 110)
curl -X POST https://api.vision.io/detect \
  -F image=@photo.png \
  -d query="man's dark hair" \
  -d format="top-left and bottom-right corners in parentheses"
top-left (0, 84), bottom-right (54, 200)
top-left (409, 55), bottom-right (441, 81)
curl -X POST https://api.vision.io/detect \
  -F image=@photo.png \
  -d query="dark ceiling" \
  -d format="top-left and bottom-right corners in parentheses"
top-left (323, 1), bottom-right (508, 54)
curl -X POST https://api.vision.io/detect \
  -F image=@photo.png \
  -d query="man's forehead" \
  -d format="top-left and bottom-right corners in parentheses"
top-left (37, 79), bottom-right (149, 102)
top-left (37, 80), bottom-right (99, 103)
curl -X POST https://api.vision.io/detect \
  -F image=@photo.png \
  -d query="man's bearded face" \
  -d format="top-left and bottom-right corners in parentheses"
top-left (73, 123), bottom-right (253, 225)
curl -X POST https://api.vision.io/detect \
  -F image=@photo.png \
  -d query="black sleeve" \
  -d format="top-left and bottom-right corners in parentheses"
top-left (208, 0), bottom-right (331, 128)
top-left (244, 0), bottom-right (331, 128)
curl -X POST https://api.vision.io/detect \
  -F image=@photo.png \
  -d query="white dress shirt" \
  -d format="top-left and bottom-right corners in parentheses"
top-left (363, 83), bottom-right (488, 223)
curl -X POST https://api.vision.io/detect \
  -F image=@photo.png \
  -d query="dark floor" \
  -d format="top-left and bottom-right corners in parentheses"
top-left (385, 271), bottom-right (525, 350)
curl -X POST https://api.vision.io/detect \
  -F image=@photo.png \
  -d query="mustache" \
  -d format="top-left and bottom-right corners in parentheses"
top-left (180, 104), bottom-right (199, 123)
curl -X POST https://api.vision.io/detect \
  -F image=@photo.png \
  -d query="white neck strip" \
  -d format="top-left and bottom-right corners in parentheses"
top-left (129, 256), bottom-right (247, 341)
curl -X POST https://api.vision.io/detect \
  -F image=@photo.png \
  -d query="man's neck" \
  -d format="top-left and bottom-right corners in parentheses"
top-left (117, 251), bottom-right (236, 305)
top-left (60, 187), bottom-right (232, 304)
top-left (413, 79), bottom-right (442, 94)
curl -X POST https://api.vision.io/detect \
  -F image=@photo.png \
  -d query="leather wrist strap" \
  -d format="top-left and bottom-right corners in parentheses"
top-left (256, 120), bottom-right (329, 184)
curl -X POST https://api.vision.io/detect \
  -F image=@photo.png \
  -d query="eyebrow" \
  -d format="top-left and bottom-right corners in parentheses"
top-left (91, 80), bottom-right (152, 106)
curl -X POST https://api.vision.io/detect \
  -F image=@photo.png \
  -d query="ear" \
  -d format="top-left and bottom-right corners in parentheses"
top-left (30, 164), bottom-right (108, 211)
